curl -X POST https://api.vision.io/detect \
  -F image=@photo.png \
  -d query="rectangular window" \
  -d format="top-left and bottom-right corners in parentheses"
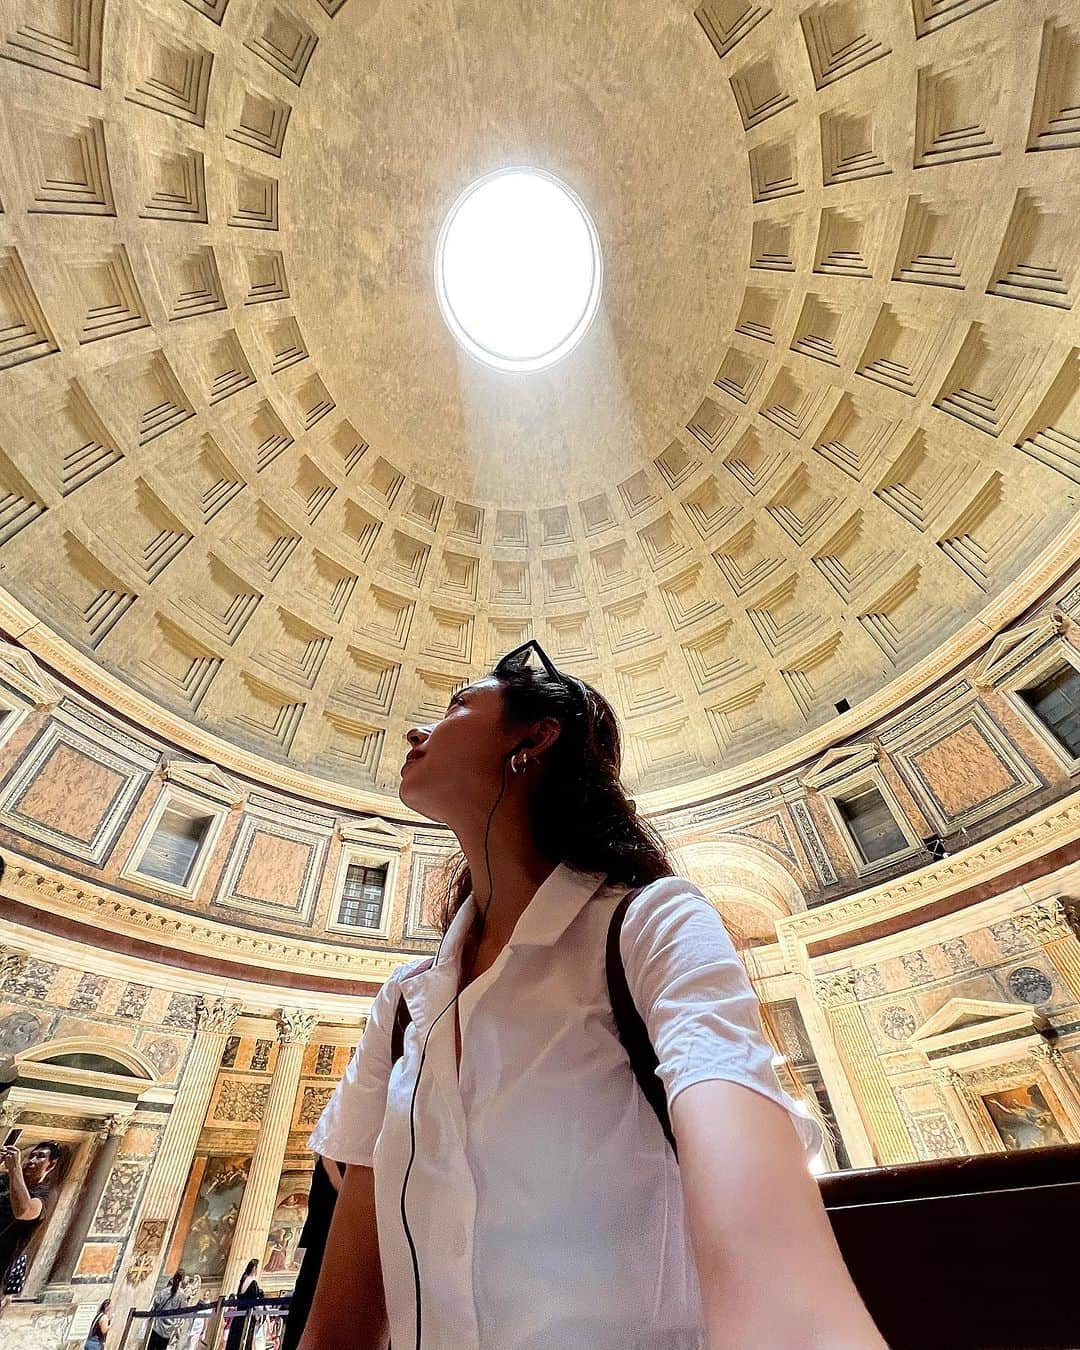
top-left (337, 863), bottom-right (387, 929)
top-left (1019, 663), bottom-right (1080, 758)
top-left (836, 788), bottom-right (908, 865)
top-left (136, 807), bottom-right (215, 888)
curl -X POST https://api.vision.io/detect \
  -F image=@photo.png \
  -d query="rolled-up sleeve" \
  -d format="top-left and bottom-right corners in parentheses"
top-left (308, 960), bottom-right (414, 1166)
top-left (621, 877), bottom-right (825, 1161)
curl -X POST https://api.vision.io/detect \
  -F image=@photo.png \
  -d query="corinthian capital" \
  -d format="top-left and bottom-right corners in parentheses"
top-left (196, 996), bottom-right (242, 1035)
top-left (812, 970), bottom-right (859, 1009)
top-left (277, 1008), bottom-right (318, 1045)
top-left (1030, 1040), bottom-right (1064, 1068)
top-left (1022, 899), bottom-right (1080, 945)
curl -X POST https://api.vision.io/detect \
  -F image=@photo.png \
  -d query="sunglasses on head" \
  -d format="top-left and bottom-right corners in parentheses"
top-left (493, 639), bottom-right (588, 706)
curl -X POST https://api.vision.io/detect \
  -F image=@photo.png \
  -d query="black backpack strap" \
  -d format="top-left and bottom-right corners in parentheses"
top-left (389, 958), bottom-right (433, 1067)
top-left (606, 887), bottom-right (678, 1159)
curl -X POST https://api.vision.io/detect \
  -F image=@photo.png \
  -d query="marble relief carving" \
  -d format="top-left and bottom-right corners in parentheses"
top-left (143, 1038), bottom-right (181, 1077)
top-left (0, 1011), bottom-right (44, 1055)
top-left (69, 972), bottom-right (106, 1013)
top-left (852, 965), bottom-right (885, 999)
top-left (914, 1113), bottom-right (959, 1159)
top-left (900, 952), bottom-right (933, 985)
top-left (940, 938), bottom-right (977, 973)
top-left (116, 983), bottom-right (151, 1019)
top-left (298, 1085), bottom-right (334, 1127)
top-left (879, 1007), bottom-right (917, 1041)
top-left (164, 994), bottom-right (199, 1029)
top-left (8, 958), bottom-right (58, 1001)
top-left (216, 1080), bottom-right (270, 1123)
top-left (94, 1163), bottom-right (146, 1236)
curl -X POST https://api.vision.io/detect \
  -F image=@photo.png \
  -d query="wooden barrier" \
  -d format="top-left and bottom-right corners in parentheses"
top-left (821, 1144), bottom-right (1079, 1349)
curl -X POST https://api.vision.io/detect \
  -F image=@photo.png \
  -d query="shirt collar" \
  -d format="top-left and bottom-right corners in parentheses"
top-left (434, 862), bottom-right (607, 963)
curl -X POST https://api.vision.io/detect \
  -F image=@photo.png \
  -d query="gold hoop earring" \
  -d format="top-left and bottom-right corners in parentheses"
top-left (511, 752), bottom-right (527, 775)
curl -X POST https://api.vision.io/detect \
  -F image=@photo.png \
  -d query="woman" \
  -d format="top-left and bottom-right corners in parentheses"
top-left (302, 641), bottom-right (887, 1350)
top-left (83, 1298), bottom-right (109, 1350)
top-left (225, 1259), bottom-right (263, 1350)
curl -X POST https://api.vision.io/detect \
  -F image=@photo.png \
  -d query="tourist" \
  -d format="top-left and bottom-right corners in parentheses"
top-left (147, 1269), bottom-right (184, 1350)
top-left (225, 1257), bottom-right (264, 1350)
top-left (83, 1297), bottom-right (110, 1350)
top-left (0, 1139), bottom-right (60, 1302)
top-left (298, 641), bottom-right (885, 1349)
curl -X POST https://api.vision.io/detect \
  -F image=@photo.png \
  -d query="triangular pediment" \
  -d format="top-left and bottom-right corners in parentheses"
top-left (337, 814), bottom-right (407, 847)
top-left (801, 741), bottom-right (879, 791)
top-left (972, 612), bottom-right (1065, 689)
top-left (910, 997), bottom-right (1035, 1044)
top-left (0, 641), bottom-right (60, 709)
top-left (161, 758), bottom-right (245, 808)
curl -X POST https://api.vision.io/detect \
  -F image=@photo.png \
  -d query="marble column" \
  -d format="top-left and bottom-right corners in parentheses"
top-left (49, 1113), bottom-right (132, 1283)
top-left (122, 996), bottom-right (242, 1288)
top-left (929, 1065), bottom-right (985, 1155)
top-left (792, 976), bottom-right (876, 1168)
top-left (221, 1009), bottom-right (317, 1293)
top-left (812, 971), bottom-right (918, 1165)
top-left (1030, 1042), bottom-right (1080, 1138)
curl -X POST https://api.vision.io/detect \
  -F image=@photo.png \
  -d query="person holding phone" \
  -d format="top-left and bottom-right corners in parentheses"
top-left (0, 1139), bottom-right (60, 1300)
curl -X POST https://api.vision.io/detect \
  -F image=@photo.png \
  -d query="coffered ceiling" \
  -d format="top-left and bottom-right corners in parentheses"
top-left (0, 0), bottom-right (1076, 795)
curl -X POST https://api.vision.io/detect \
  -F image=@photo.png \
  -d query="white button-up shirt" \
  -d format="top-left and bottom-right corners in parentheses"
top-left (310, 865), bottom-right (823, 1350)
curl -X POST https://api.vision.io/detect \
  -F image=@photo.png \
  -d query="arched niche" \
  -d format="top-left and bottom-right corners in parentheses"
top-left (673, 838), bottom-right (805, 949)
top-left (2, 1037), bottom-right (162, 1121)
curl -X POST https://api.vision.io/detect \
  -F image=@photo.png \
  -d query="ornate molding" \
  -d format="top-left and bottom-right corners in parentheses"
top-left (931, 1065), bottom-right (966, 1090)
top-left (196, 996), bottom-right (243, 1036)
top-left (778, 793), bottom-right (1080, 952)
top-left (0, 639), bottom-right (61, 709)
top-left (277, 1008), bottom-right (318, 1045)
top-left (1, 856), bottom-right (403, 985)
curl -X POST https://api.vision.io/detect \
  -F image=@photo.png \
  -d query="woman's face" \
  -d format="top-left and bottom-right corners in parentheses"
top-left (400, 677), bottom-right (517, 824)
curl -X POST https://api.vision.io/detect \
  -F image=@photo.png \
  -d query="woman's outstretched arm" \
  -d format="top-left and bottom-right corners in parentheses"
top-left (297, 1164), bottom-right (388, 1350)
top-left (674, 1080), bottom-right (889, 1350)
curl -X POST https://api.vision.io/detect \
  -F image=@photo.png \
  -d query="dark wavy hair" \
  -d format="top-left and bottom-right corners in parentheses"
top-left (437, 655), bottom-right (672, 934)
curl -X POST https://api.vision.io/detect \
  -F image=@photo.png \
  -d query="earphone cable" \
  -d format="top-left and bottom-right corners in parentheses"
top-left (401, 759), bottom-right (508, 1350)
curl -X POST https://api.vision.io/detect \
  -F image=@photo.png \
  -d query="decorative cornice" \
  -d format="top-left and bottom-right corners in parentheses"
top-left (1, 855), bottom-right (405, 985)
top-left (777, 793), bottom-right (1080, 965)
top-left (1030, 1041), bottom-right (1063, 1067)
top-left (277, 1008), bottom-right (319, 1045)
